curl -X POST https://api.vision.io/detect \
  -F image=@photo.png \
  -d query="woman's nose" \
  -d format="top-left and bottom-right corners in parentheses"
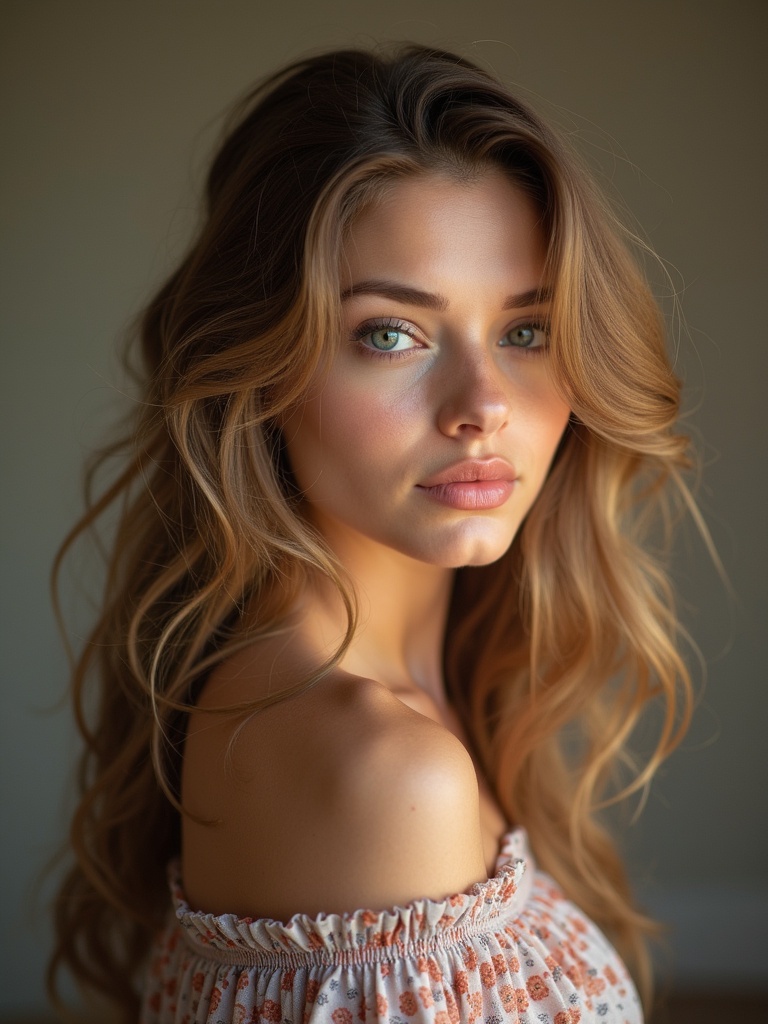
top-left (435, 349), bottom-right (511, 439)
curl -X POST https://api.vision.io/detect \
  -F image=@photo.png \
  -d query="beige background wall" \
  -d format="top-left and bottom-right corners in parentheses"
top-left (1, 0), bottom-right (766, 1015)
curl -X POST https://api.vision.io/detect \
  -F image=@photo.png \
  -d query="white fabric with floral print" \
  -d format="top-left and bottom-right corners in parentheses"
top-left (141, 828), bottom-right (642, 1023)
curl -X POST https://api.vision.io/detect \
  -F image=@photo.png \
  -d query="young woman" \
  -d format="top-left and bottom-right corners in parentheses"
top-left (50, 45), bottom-right (696, 1023)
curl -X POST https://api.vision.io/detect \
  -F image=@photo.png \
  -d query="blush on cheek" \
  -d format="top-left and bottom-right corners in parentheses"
top-left (319, 388), bottom-right (408, 461)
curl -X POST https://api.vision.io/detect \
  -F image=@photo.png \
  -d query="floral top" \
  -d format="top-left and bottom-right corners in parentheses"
top-left (141, 828), bottom-right (642, 1023)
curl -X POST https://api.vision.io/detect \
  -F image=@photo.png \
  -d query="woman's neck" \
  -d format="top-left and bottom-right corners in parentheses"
top-left (300, 521), bottom-right (455, 705)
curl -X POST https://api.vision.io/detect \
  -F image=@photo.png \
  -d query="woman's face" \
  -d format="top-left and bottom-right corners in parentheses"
top-left (281, 169), bottom-right (571, 569)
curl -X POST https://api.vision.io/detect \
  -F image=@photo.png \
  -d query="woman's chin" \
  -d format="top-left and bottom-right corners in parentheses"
top-left (401, 528), bottom-right (518, 569)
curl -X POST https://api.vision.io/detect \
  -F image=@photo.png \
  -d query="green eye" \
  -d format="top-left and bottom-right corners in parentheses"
top-left (502, 324), bottom-right (548, 349)
top-left (357, 320), bottom-right (421, 356)
top-left (370, 328), bottom-right (403, 351)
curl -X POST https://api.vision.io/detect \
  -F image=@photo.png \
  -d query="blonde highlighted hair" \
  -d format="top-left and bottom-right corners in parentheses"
top-left (50, 44), bottom-right (697, 1020)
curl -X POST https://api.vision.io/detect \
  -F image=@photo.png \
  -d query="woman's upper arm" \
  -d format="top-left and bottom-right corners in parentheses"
top-left (181, 676), bottom-right (488, 921)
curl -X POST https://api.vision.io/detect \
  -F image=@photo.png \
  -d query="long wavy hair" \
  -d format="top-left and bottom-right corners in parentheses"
top-left (49, 44), bottom-right (698, 1020)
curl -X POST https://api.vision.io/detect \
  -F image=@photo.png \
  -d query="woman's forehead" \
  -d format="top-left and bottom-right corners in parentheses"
top-left (339, 171), bottom-right (548, 301)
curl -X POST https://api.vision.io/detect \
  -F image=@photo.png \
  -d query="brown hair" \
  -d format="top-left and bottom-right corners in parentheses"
top-left (49, 44), bottom-right (698, 1019)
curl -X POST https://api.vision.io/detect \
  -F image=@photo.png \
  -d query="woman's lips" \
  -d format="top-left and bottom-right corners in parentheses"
top-left (416, 479), bottom-right (516, 510)
top-left (416, 458), bottom-right (517, 509)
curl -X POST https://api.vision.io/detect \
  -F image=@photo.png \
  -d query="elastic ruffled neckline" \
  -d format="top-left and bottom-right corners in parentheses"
top-left (169, 827), bottom-right (534, 965)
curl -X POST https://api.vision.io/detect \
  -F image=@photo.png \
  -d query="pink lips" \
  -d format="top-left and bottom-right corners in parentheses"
top-left (416, 458), bottom-right (517, 510)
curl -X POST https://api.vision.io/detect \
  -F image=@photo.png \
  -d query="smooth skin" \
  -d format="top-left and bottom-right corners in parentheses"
top-left (182, 170), bottom-right (572, 920)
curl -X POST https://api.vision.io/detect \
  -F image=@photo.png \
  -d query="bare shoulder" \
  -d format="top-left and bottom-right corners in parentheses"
top-left (182, 650), bottom-right (486, 920)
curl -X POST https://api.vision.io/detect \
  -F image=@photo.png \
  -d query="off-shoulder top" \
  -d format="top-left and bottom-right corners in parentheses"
top-left (140, 827), bottom-right (642, 1023)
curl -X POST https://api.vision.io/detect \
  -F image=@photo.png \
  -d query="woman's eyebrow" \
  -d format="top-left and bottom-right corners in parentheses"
top-left (340, 279), bottom-right (551, 311)
top-left (503, 286), bottom-right (552, 309)
top-left (340, 280), bottom-right (448, 310)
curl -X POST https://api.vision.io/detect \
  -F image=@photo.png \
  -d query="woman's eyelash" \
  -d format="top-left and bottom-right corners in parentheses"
top-left (352, 316), bottom-right (413, 339)
top-left (504, 320), bottom-right (551, 355)
top-left (351, 318), bottom-right (421, 360)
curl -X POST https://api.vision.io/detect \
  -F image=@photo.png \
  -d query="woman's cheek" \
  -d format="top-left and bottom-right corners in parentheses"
top-left (321, 378), bottom-right (420, 465)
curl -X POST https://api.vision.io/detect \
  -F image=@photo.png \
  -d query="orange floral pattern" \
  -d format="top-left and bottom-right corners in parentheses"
top-left (140, 828), bottom-right (641, 1023)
